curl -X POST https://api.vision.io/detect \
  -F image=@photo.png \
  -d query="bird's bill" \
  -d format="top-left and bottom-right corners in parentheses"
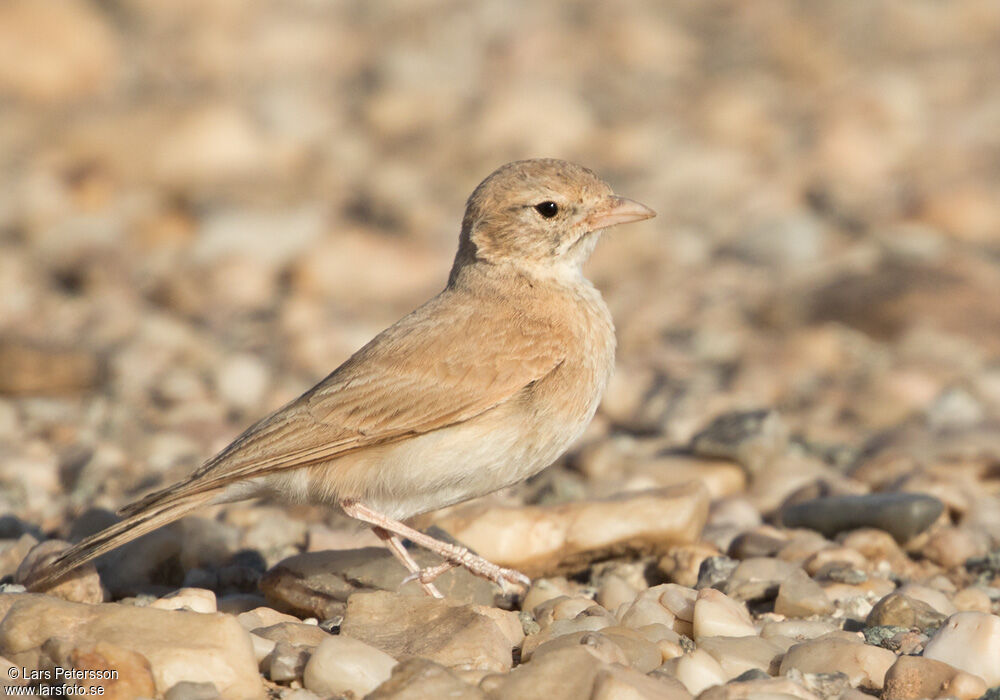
top-left (585, 196), bottom-right (656, 231)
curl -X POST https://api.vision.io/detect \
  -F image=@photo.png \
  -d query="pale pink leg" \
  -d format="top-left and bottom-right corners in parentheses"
top-left (402, 560), bottom-right (455, 586)
top-left (342, 500), bottom-right (531, 592)
top-left (372, 526), bottom-right (443, 598)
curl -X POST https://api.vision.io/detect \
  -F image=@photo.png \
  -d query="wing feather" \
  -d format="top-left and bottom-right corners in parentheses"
top-left (140, 291), bottom-right (564, 503)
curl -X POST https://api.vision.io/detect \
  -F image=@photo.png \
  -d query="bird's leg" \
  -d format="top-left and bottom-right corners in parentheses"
top-left (371, 526), bottom-right (443, 598)
top-left (341, 500), bottom-right (531, 592)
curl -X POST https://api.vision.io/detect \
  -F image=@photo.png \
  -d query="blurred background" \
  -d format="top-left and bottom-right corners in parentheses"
top-left (0, 0), bottom-right (998, 544)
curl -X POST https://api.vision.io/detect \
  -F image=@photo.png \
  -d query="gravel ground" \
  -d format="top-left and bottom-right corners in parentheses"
top-left (1, 1), bottom-right (999, 699)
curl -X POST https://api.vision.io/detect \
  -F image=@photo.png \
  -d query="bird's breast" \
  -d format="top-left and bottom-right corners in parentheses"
top-left (527, 280), bottom-right (615, 431)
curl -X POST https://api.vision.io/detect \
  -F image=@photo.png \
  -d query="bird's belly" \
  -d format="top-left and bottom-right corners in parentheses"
top-left (254, 399), bottom-right (588, 521)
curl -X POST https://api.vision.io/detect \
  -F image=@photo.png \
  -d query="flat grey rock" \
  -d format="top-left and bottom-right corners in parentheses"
top-left (779, 493), bottom-right (944, 543)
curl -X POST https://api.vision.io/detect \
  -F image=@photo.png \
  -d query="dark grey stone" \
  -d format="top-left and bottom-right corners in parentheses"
top-left (696, 555), bottom-right (738, 590)
top-left (779, 493), bottom-right (944, 542)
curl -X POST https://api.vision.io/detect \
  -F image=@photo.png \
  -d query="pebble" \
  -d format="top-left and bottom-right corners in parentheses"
top-left (893, 584), bottom-right (957, 616)
top-left (779, 493), bottom-right (944, 543)
top-left (697, 635), bottom-right (784, 678)
top-left (551, 627), bottom-right (661, 672)
top-left (726, 529), bottom-right (787, 559)
top-left (340, 591), bottom-right (518, 673)
top-left (533, 595), bottom-right (608, 628)
top-left (761, 619), bottom-right (840, 643)
top-left (260, 545), bottom-right (496, 620)
top-left (619, 591), bottom-right (678, 631)
top-left (521, 614), bottom-right (615, 660)
top-left (689, 410), bottom-right (789, 475)
top-left (627, 455), bottom-right (748, 499)
top-left (882, 655), bottom-right (987, 700)
top-left (63, 640), bottom-right (157, 700)
top-left (657, 584), bottom-right (697, 625)
top-left (302, 634), bottom-right (398, 698)
top-left (520, 578), bottom-right (579, 615)
top-left (865, 592), bottom-right (945, 631)
top-left (698, 676), bottom-right (821, 700)
top-left (692, 588), bottom-right (756, 640)
top-left (263, 641), bottom-right (309, 683)
top-left (150, 588), bottom-right (217, 614)
top-left (214, 354), bottom-right (270, 413)
top-left (164, 681), bottom-right (221, 700)
top-left (951, 586), bottom-right (992, 613)
top-left (695, 555), bottom-right (739, 590)
top-left (431, 483), bottom-right (709, 577)
top-left (14, 540), bottom-right (103, 604)
top-left (803, 546), bottom-right (868, 576)
top-left (596, 573), bottom-right (643, 612)
top-left (662, 648), bottom-right (728, 695)
top-left (779, 636), bottom-right (896, 690)
top-left (774, 568), bottom-right (833, 617)
top-left (723, 556), bottom-right (799, 601)
top-left (235, 606), bottom-right (300, 632)
top-left (921, 526), bottom-right (990, 569)
top-left (922, 611), bottom-right (1000, 685)
top-left (366, 658), bottom-right (486, 699)
top-left (0, 340), bottom-right (101, 395)
top-left (0, 535), bottom-right (37, 580)
top-left (0, 593), bottom-right (262, 699)
top-left (658, 543), bottom-right (720, 588)
top-left (251, 621), bottom-right (330, 665)
top-left (0, 0), bottom-right (118, 102)
top-left (480, 646), bottom-right (610, 699)
top-left (591, 665), bottom-right (693, 700)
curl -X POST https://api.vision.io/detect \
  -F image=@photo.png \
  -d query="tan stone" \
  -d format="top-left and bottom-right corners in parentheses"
top-left (923, 612), bottom-right (1000, 685)
top-left (433, 484), bottom-right (709, 577)
top-left (367, 658), bottom-right (486, 699)
top-left (0, 0), bottom-right (118, 102)
top-left (657, 543), bottom-right (720, 588)
top-left (341, 591), bottom-right (515, 673)
top-left (698, 635), bottom-right (784, 678)
top-left (692, 589), bottom-right (755, 640)
top-left (480, 646), bottom-right (604, 700)
top-left (882, 655), bottom-right (987, 700)
top-left (780, 637), bottom-right (895, 690)
top-left (699, 676), bottom-right (821, 700)
top-left (0, 341), bottom-right (100, 396)
top-left (0, 594), bottom-right (262, 699)
top-left (531, 627), bottom-right (662, 672)
top-left (302, 634), bottom-right (398, 698)
top-left (14, 541), bottom-right (103, 604)
top-left (67, 641), bottom-right (157, 700)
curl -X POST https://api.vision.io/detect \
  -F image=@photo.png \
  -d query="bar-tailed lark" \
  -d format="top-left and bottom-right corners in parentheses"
top-left (28, 158), bottom-right (655, 598)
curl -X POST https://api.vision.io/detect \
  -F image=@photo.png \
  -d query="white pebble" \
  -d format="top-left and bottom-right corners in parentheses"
top-left (923, 611), bottom-right (1000, 685)
top-left (151, 587), bottom-right (218, 614)
top-left (672, 648), bottom-right (728, 694)
top-left (215, 353), bottom-right (270, 411)
top-left (692, 588), bottom-right (756, 640)
top-left (303, 634), bottom-right (398, 697)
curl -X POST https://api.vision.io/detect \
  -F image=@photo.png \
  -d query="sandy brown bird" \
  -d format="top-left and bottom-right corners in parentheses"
top-left (28, 158), bottom-right (655, 597)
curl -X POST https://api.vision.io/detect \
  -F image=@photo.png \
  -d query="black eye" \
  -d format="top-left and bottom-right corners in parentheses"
top-left (534, 201), bottom-right (559, 218)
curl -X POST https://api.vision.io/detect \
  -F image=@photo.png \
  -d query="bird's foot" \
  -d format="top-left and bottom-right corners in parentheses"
top-left (343, 499), bottom-right (531, 596)
top-left (401, 561), bottom-right (455, 586)
top-left (438, 541), bottom-right (531, 591)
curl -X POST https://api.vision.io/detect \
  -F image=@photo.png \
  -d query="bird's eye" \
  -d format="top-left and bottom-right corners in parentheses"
top-left (534, 201), bottom-right (559, 218)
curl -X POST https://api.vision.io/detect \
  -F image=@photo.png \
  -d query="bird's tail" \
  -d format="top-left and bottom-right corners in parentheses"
top-left (24, 489), bottom-right (217, 592)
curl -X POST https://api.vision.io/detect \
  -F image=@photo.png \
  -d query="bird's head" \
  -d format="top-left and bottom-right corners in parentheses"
top-left (451, 159), bottom-right (655, 279)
